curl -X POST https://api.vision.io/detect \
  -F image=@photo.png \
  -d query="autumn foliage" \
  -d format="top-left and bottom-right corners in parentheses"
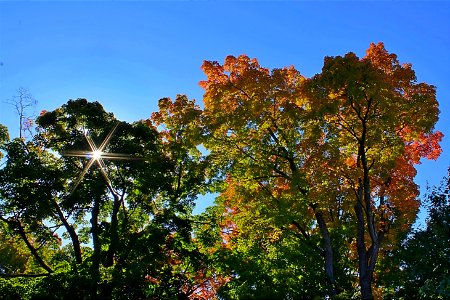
top-left (0, 43), bottom-right (444, 299)
top-left (199, 43), bottom-right (442, 299)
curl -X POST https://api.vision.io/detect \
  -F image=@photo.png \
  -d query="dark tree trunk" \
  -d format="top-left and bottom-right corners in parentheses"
top-left (91, 196), bottom-right (101, 270)
top-left (355, 199), bottom-right (373, 300)
top-left (314, 209), bottom-right (337, 296)
top-left (53, 200), bottom-right (83, 264)
top-left (90, 196), bottom-right (101, 298)
top-left (105, 194), bottom-right (121, 267)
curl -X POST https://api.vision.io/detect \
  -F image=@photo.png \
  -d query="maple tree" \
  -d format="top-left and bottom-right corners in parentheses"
top-left (305, 42), bottom-right (442, 299)
top-left (199, 43), bottom-right (442, 298)
top-left (200, 54), bottom-right (342, 295)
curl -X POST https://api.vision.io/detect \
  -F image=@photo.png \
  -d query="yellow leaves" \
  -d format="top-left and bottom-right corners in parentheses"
top-left (150, 95), bottom-right (203, 147)
top-left (268, 228), bottom-right (282, 243)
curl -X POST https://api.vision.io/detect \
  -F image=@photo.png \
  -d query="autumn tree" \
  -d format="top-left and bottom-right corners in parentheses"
top-left (199, 54), bottom-right (342, 296)
top-left (199, 43), bottom-right (442, 299)
top-left (304, 42), bottom-right (442, 299)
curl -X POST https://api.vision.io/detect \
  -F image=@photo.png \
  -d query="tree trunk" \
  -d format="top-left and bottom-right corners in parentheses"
top-left (314, 208), bottom-right (337, 296)
top-left (105, 194), bottom-right (121, 267)
top-left (356, 123), bottom-right (375, 299)
top-left (90, 196), bottom-right (101, 298)
top-left (14, 220), bottom-right (53, 273)
top-left (53, 200), bottom-right (82, 264)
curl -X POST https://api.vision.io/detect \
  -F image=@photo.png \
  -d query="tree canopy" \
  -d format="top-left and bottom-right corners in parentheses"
top-left (0, 43), bottom-right (445, 299)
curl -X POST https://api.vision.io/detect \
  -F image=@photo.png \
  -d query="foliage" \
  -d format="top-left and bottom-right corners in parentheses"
top-left (0, 98), bottom-right (213, 299)
top-left (198, 43), bottom-right (442, 299)
top-left (380, 168), bottom-right (450, 299)
top-left (0, 44), bottom-right (445, 299)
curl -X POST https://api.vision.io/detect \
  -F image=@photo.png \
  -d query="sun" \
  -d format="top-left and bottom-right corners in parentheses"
top-left (92, 150), bottom-right (103, 160)
top-left (63, 122), bottom-right (141, 198)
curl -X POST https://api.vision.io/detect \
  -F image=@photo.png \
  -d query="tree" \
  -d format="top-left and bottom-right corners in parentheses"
top-left (0, 98), bottom-right (211, 299)
top-left (199, 43), bottom-right (442, 298)
top-left (199, 54), bottom-right (342, 296)
top-left (4, 87), bottom-right (37, 139)
top-left (151, 94), bottom-right (229, 299)
top-left (0, 137), bottom-right (63, 275)
top-left (304, 42), bottom-right (442, 299)
top-left (0, 124), bottom-right (8, 150)
top-left (381, 168), bottom-right (450, 299)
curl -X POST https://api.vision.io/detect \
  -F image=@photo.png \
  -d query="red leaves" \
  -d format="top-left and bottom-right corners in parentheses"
top-left (405, 131), bottom-right (444, 163)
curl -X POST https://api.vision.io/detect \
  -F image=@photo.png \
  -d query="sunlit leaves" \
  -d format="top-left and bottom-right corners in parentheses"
top-left (0, 44), bottom-right (444, 298)
top-left (199, 44), bottom-right (443, 297)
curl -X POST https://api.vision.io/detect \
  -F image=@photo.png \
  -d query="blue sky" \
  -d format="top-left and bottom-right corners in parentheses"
top-left (1, 1), bottom-right (449, 218)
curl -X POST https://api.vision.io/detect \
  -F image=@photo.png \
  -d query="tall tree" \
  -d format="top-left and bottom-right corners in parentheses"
top-left (305, 42), bottom-right (442, 299)
top-left (199, 43), bottom-right (442, 298)
top-left (200, 55), bottom-right (340, 295)
top-left (35, 99), bottom-right (174, 297)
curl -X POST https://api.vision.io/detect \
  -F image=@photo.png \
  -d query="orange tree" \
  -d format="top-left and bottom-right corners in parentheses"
top-left (200, 54), bottom-right (342, 296)
top-left (199, 43), bottom-right (442, 298)
top-left (305, 43), bottom-right (442, 298)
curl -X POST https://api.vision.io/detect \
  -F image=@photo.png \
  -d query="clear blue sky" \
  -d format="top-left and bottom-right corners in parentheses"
top-left (1, 1), bottom-right (449, 218)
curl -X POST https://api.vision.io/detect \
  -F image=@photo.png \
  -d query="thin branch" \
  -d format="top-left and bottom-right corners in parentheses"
top-left (0, 273), bottom-right (50, 278)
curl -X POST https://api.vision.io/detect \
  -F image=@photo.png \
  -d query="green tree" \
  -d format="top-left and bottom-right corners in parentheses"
top-left (381, 168), bottom-right (450, 299)
top-left (0, 98), bottom-right (211, 299)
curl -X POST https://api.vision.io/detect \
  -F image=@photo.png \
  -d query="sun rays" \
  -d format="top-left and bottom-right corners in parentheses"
top-left (63, 122), bottom-right (124, 197)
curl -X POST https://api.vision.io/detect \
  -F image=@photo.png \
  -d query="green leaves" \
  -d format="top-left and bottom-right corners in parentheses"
top-left (0, 44), bottom-right (444, 298)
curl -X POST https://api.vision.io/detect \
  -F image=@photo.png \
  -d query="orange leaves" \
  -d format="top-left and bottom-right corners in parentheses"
top-left (404, 131), bottom-right (444, 164)
top-left (344, 154), bottom-right (358, 168)
top-left (223, 55), bottom-right (268, 81)
top-left (200, 54), bottom-right (304, 127)
top-left (183, 272), bottom-right (231, 300)
top-left (364, 42), bottom-right (400, 75)
top-left (220, 219), bottom-right (238, 249)
top-left (199, 60), bottom-right (228, 89)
